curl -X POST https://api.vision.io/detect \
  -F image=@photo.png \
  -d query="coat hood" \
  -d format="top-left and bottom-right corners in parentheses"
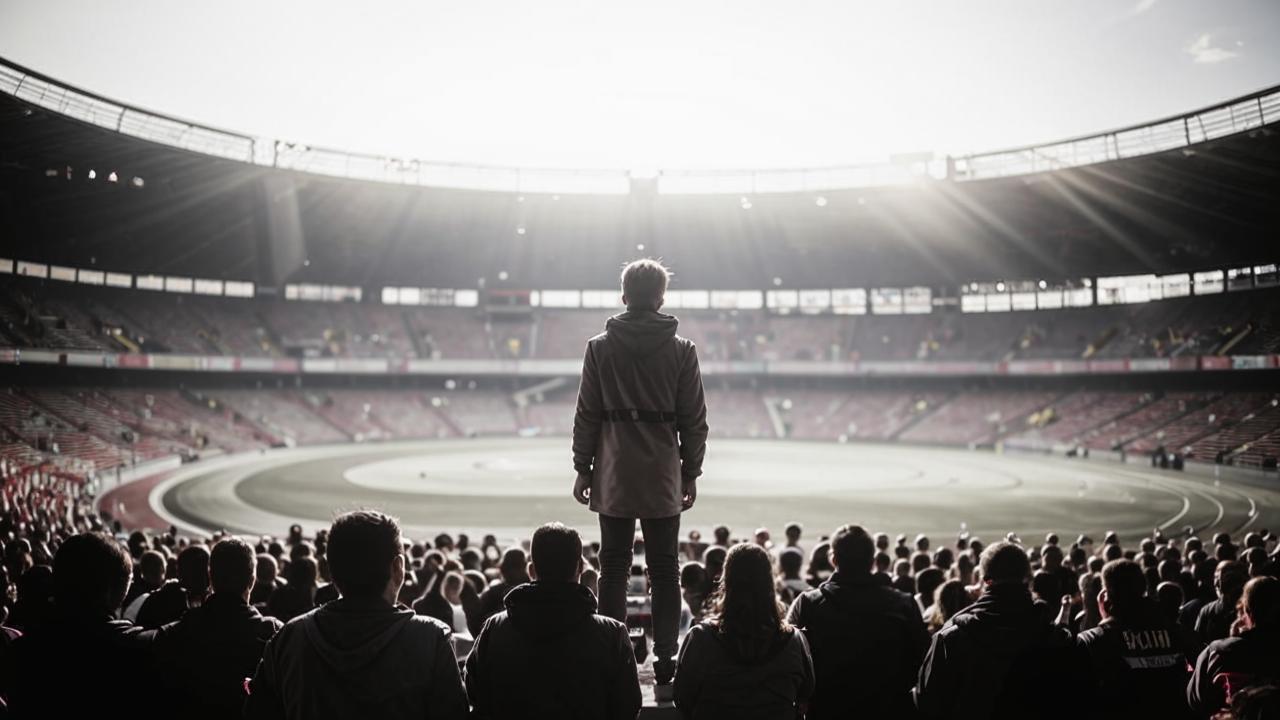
top-left (301, 597), bottom-right (416, 673)
top-left (605, 310), bottom-right (678, 357)
top-left (503, 581), bottom-right (597, 640)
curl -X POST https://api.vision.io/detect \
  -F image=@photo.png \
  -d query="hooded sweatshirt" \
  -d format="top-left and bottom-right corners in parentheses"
top-left (673, 622), bottom-right (814, 720)
top-left (244, 596), bottom-right (467, 720)
top-left (572, 310), bottom-right (709, 519)
top-left (915, 584), bottom-right (1086, 720)
top-left (464, 581), bottom-right (640, 720)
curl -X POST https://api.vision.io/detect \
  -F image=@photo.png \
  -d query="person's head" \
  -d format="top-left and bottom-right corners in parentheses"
top-left (53, 532), bottom-right (132, 617)
top-left (210, 537), bottom-right (256, 600)
top-left (980, 542), bottom-right (1031, 587)
top-left (287, 556), bottom-right (318, 590)
top-left (1155, 581), bottom-right (1184, 624)
top-left (779, 547), bottom-right (804, 579)
top-left (177, 544), bottom-right (211, 599)
top-left (529, 522), bottom-right (583, 584)
top-left (256, 553), bottom-right (278, 585)
top-left (1041, 544), bottom-right (1064, 570)
top-left (784, 523), bottom-right (802, 544)
top-left (713, 525), bottom-right (731, 546)
top-left (1215, 560), bottom-right (1249, 601)
top-left (1099, 559), bottom-right (1147, 622)
top-left (830, 525), bottom-right (875, 575)
top-left (442, 571), bottom-right (465, 602)
top-left (680, 561), bottom-right (708, 592)
top-left (934, 580), bottom-right (971, 624)
top-left (1239, 576), bottom-right (1280, 631)
top-left (499, 547), bottom-right (529, 584)
top-left (326, 511), bottom-right (404, 602)
top-left (138, 550), bottom-right (166, 589)
top-left (917, 567), bottom-right (945, 603)
top-left (874, 551), bottom-right (892, 574)
top-left (1031, 570), bottom-right (1059, 602)
top-left (704, 546), bottom-right (727, 581)
top-left (705, 543), bottom-right (787, 655)
top-left (620, 258), bottom-right (670, 311)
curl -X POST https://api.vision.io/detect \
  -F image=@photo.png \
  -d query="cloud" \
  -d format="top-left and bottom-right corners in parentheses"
top-left (1188, 33), bottom-right (1239, 64)
top-left (1130, 0), bottom-right (1158, 16)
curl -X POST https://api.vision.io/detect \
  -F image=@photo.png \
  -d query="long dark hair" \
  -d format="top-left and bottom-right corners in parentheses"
top-left (704, 543), bottom-right (790, 661)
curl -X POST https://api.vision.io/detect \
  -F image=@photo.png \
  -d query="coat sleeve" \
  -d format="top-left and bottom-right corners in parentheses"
top-left (1186, 643), bottom-right (1225, 718)
top-left (609, 624), bottom-right (642, 720)
top-left (785, 594), bottom-right (806, 628)
top-left (914, 630), bottom-right (956, 720)
top-left (243, 630), bottom-right (286, 720)
top-left (676, 344), bottom-right (709, 482)
top-left (673, 625), bottom-right (706, 715)
top-left (572, 342), bottom-right (603, 475)
top-left (464, 618), bottom-right (494, 719)
top-left (794, 630), bottom-right (816, 706)
top-left (427, 623), bottom-right (469, 720)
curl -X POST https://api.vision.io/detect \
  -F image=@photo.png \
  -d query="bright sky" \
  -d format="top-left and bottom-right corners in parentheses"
top-left (1, 0), bottom-right (1277, 171)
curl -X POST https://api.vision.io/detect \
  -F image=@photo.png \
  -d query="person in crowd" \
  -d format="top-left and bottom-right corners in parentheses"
top-left (465, 522), bottom-right (640, 720)
top-left (6, 565), bottom-right (53, 632)
top-left (412, 563), bottom-right (455, 627)
top-left (1075, 559), bottom-right (1196, 720)
top-left (784, 522), bottom-right (804, 556)
top-left (250, 553), bottom-right (282, 608)
top-left (1188, 576), bottom-right (1280, 717)
top-left (154, 537), bottom-right (282, 720)
top-left (915, 541), bottom-right (1083, 720)
top-left (681, 561), bottom-right (710, 623)
top-left (674, 542), bottom-right (814, 720)
top-left (245, 511), bottom-right (467, 720)
top-left (778, 547), bottom-right (810, 604)
top-left (704, 546), bottom-right (727, 587)
top-left (571, 257), bottom-right (710, 691)
top-left (137, 543), bottom-right (210, 629)
top-left (267, 555), bottom-right (317, 622)
top-left (122, 549), bottom-right (166, 621)
top-left (1, 533), bottom-right (156, 719)
top-left (925, 579), bottom-right (972, 634)
top-left (1195, 560), bottom-right (1249, 645)
top-left (469, 547), bottom-right (529, 636)
top-left (915, 567), bottom-right (945, 615)
top-left (787, 524), bottom-right (928, 719)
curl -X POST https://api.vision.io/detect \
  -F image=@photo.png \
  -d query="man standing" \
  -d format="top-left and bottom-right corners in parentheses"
top-left (572, 257), bottom-right (709, 688)
top-left (787, 525), bottom-right (929, 718)
top-left (244, 511), bottom-right (467, 720)
top-left (464, 523), bottom-right (641, 719)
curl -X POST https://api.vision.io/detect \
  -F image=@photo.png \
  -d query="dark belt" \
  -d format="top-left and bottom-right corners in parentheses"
top-left (603, 409), bottom-right (677, 423)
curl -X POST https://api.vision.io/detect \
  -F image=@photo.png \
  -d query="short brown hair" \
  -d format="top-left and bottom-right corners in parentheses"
top-left (530, 522), bottom-right (582, 584)
top-left (327, 511), bottom-right (402, 599)
top-left (620, 258), bottom-right (670, 310)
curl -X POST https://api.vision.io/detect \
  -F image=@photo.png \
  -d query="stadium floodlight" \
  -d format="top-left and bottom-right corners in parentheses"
top-left (995, 281), bottom-right (1006, 292)
top-left (88, 169), bottom-right (96, 180)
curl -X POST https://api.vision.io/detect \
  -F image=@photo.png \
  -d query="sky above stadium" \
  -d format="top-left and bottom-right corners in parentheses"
top-left (2, 0), bottom-right (1278, 171)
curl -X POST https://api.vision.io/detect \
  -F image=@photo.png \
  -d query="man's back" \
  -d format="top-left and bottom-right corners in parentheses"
top-left (2, 614), bottom-right (156, 719)
top-left (573, 309), bottom-right (707, 520)
top-left (915, 585), bottom-right (1083, 720)
top-left (1076, 606), bottom-right (1196, 720)
top-left (786, 572), bottom-right (928, 719)
top-left (155, 593), bottom-right (283, 720)
top-left (465, 581), bottom-right (641, 720)
top-left (245, 597), bottom-right (467, 720)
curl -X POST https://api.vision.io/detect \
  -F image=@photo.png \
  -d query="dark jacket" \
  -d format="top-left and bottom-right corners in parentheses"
top-left (1194, 597), bottom-right (1237, 645)
top-left (915, 584), bottom-right (1085, 720)
top-left (1075, 603), bottom-right (1197, 720)
top-left (1187, 627), bottom-right (1280, 717)
top-left (573, 310), bottom-right (709, 519)
top-left (464, 581), bottom-right (641, 720)
top-left (154, 593), bottom-right (283, 720)
top-left (244, 596), bottom-right (467, 720)
top-left (469, 579), bottom-right (518, 637)
top-left (413, 591), bottom-right (453, 628)
top-left (674, 622), bottom-right (814, 720)
top-left (137, 579), bottom-right (196, 629)
top-left (0, 613), bottom-right (156, 719)
top-left (786, 571), bottom-right (929, 719)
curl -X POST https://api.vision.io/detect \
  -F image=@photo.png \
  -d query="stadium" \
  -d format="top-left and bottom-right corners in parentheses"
top-left (2, 6), bottom-right (1280, 718)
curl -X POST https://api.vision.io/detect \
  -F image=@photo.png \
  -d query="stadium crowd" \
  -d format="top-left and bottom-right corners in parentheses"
top-left (1, 475), bottom-right (1278, 720)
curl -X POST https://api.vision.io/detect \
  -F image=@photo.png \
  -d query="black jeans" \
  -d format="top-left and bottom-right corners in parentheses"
top-left (598, 514), bottom-right (681, 661)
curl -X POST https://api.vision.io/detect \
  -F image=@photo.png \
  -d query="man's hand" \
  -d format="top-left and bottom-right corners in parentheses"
top-left (572, 472), bottom-right (592, 505)
top-left (681, 480), bottom-right (697, 511)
